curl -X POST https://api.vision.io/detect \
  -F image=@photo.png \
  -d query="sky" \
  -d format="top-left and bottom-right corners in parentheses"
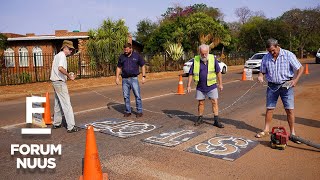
top-left (1, 0), bottom-right (319, 37)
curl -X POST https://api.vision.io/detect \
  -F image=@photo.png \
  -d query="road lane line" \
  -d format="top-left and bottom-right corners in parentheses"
top-left (2, 122), bottom-right (26, 130)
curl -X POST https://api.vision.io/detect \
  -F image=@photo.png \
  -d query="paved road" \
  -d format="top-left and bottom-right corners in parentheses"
top-left (0, 61), bottom-right (319, 179)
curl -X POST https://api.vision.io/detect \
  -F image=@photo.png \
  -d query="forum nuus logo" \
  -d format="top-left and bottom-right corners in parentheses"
top-left (11, 144), bottom-right (62, 169)
top-left (10, 97), bottom-right (62, 169)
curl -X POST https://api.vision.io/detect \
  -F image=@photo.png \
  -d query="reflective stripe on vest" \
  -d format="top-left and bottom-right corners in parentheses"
top-left (193, 54), bottom-right (217, 86)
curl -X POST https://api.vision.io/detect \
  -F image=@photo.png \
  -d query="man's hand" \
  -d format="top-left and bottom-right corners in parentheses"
top-left (218, 84), bottom-right (223, 91)
top-left (187, 86), bottom-right (192, 93)
top-left (290, 79), bottom-right (298, 87)
top-left (258, 75), bottom-right (264, 83)
top-left (68, 72), bottom-right (75, 81)
top-left (116, 77), bottom-right (120, 85)
top-left (69, 75), bottom-right (75, 81)
top-left (142, 77), bottom-right (146, 84)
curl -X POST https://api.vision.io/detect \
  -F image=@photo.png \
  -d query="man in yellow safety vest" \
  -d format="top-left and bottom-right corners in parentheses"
top-left (187, 44), bottom-right (224, 127)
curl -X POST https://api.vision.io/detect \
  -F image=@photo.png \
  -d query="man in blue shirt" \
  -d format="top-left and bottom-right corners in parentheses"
top-left (256, 38), bottom-right (304, 144)
top-left (187, 44), bottom-right (224, 127)
top-left (116, 43), bottom-right (146, 118)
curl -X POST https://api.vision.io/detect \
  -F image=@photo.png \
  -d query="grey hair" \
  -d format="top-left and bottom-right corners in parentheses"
top-left (198, 44), bottom-right (210, 52)
top-left (266, 38), bottom-right (278, 48)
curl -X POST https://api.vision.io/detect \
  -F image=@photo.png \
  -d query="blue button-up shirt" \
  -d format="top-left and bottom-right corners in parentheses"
top-left (189, 59), bottom-right (221, 93)
top-left (117, 51), bottom-right (145, 78)
top-left (260, 48), bottom-right (302, 84)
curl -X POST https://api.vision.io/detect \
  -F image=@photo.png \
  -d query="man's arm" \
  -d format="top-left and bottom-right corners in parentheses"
top-left (187, 74), bottom-right (193, 93)
top-left (291, 65), bottom-right (304, 87)
top-left (58, 66), bottom-right (74, 80)
top-left (116, 67), bottom-right (122, 85)
top-left (217, 71), bottom-right (223, 91)
top-left (258, 72), bottom-right (264, 83)
top-left (141, 65), bottom-right (146, 84)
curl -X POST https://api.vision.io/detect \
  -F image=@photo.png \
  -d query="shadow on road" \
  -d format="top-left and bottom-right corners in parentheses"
top-left (162, 110), bottom-right (196, 123)
top-left (263, 113), bottom-right (320, 128)
top-left (163, 109), bottom-right (261, 133)
top-left (107, 102), bottom-right (141, 116)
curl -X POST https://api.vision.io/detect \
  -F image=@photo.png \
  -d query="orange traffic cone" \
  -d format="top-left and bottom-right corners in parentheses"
top-left (177, 75), bottom-right (185, 95)
top-left (304, 64), bottom-right (309, 75)
top-left (79, 125), bottom-right (108, 180)
top-left (43, 92), bottom-right (52, 125)
top-left (241, 70), bottom-right (247, 81)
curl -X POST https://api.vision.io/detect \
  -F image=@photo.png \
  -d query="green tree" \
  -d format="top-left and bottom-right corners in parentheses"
top-left (238, 17), bottom-right (289, 52)
top-left (186, 12), bottom-right (231, 52)
top-left (142, 4), bottom-right (230, 54)
top-left (134, 19), bottom-right (158, 46)
top-left (0, 33), bottom-right (8, 50)
top-left (87, 19), bottom-right (129, 75)
top-left (280, 7), bottom-right (320, 57)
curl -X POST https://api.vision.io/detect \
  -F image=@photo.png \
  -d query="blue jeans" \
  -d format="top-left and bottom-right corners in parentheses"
top-left (266, 83), bottom-right (294, 109)
top-left (122, 77), bottom-right (143, 113)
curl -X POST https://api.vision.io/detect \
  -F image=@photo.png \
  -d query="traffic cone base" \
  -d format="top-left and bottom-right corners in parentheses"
top-left (177, 75), bottom-right (185, 95)
top-left (80, 125), bottom-right (108, 180)
top-left (44, 92), bottom-right (52, 125)
top-left (79, 173), bottom-right (108, 180)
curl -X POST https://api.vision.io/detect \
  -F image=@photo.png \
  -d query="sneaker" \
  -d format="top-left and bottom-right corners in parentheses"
top-left (67, 126), bottom-right (80, 133)
top-left (194, 116), bottom-right (203, 126)
top-left (52, 124), bottom-right (62, 129)
top-left (123, 113), bottom-right (132, 117)
top-left (136, 113), bottom-right (143, 118)
top-left (213, 121), bottom-right (224, 128)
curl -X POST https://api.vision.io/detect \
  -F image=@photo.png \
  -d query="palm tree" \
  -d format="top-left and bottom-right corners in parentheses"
top-left (87, 19), bottom-right (129, 76)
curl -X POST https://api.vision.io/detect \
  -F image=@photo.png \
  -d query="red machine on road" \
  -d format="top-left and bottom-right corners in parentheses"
top-left (270, 127), bottom-right (289, 150)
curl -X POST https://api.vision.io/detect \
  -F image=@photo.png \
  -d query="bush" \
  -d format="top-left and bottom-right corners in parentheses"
top-left (149, 54), bottom-right (165, 72)
top-left (18, 72), bottom-right (31, 83)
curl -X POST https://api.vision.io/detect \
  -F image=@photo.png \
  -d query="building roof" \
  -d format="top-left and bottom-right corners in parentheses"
top-left (3, 30), bottom-right (89, 41)
top-left (7, 35), bottom-right (89, 41)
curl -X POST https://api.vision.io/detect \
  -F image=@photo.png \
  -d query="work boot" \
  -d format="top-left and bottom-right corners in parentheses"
top-left (136, 113), bottom-right (143, 118)
top-left (123, 113), bottom-right (132, 117)
top-left (194, 116), bottom-right (203, 126)
top-left (213, 116), bottom-right (224, 128)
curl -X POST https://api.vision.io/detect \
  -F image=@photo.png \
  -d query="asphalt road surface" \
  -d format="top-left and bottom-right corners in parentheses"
top-left (0, 61), bottom-right (319, 179)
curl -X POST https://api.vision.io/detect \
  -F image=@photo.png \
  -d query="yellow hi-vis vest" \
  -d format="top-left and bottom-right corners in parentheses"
top-left (193, 54), bottom-right (217, 86)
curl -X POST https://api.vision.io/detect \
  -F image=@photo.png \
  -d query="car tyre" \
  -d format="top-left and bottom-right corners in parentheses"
top-left (221, 67), bottom-right (226, 74)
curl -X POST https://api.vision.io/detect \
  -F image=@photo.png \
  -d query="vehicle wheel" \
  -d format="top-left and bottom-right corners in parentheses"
top-left (221, 67), bottom-right (226, 74)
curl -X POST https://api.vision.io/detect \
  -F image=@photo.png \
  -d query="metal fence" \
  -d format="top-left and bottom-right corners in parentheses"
top-left (0, 52), bottom-right (250, 86)
top-left (0, 53), bottom-right (116, 85)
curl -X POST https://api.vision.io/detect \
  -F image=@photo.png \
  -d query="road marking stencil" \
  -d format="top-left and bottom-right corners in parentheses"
top-left (142, 128), bottom-right (204, 147)
top-left (185, 134), bottom-right (259, 161)
top-left (79, 118), bottom-right (159, 138)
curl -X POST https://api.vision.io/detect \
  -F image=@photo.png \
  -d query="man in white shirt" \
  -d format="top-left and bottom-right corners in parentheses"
top-left (50, 40), bottom-right (79, 133)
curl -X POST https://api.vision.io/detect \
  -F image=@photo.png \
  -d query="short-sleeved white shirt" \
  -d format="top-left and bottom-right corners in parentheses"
top-left (50, 51), bottom-right (67, 82)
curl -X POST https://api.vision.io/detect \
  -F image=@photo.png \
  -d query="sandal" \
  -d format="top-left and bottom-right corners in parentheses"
top-left (255, 131), bottom-right (270, 138)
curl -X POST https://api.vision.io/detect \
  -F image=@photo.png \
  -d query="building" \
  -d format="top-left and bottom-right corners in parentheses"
top-left (0, 30), bottom-right (142, 85)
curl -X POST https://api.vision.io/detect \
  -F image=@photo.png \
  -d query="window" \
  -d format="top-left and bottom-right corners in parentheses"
top-left (33, 46), bottom-right (43, 66)
top-left (19, 47), bottom-right (29, 67)
top-left (4, 48), bottom-right (15, 67)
